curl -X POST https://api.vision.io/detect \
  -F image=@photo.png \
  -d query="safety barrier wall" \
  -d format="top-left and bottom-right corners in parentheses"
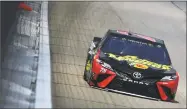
top-left (1, 1), bottom-right (52, 108)
top-left (35, 1), bottom-right (52, 108)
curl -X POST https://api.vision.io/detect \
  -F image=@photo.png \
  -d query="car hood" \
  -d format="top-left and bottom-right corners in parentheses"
top-left (99, 52), bottom-right (176, 78)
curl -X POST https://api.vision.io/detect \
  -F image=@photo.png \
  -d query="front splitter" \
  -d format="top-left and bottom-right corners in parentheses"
top-left (90, 86), bottom-right (160, 101)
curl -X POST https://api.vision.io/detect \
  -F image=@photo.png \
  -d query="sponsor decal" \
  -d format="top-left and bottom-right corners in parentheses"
top-left (107, 53), bottom-right (171, 70)
top-left (132, 72), bottom-right (143, 79)
top-left (122, 77), bottom-right (149, 85)
top-left (127, 39), bottom-right (148, 45)
top-left (133, 63), bottom-right (148, 69)
top-left (86, 60), bottom-right (91, 71)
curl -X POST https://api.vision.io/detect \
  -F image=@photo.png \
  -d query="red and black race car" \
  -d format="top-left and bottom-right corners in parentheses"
top-left (83, 30), bottom-right (179, 102)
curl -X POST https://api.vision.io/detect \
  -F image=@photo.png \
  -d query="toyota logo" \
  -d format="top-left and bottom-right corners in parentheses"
top-left (132, 72), bottom-right (142, 79)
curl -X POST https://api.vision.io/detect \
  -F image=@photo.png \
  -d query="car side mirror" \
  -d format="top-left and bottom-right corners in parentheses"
top-left (93, 37), bottom-right (102, 47)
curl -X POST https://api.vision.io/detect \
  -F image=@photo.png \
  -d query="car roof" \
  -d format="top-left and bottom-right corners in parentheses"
top-left (107, 29), bottom-right (165, 45)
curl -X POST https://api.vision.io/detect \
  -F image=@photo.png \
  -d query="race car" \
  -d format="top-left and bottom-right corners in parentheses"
top-left (83, 29), bottom-right (179, 102)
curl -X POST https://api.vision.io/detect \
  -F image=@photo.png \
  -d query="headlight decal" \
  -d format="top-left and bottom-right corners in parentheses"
top-left (160, 75), bottom-right (177, 81)
top-left (96, 59), bottom-right (113, 71)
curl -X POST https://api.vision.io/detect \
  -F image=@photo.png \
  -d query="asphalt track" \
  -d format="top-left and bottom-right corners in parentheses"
top-left (48, 2), bottom-right (186, 108)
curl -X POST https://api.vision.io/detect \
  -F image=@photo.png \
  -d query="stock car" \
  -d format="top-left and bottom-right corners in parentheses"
top-left (83, 30), bottom-right (179, 102)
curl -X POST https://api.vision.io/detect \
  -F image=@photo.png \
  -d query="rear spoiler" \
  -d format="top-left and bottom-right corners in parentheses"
top-left (107, 29), bottom-right (165, 45)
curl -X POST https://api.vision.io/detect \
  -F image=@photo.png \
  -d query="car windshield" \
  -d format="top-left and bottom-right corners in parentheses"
top-left (100, 36), bottom-right (171, 65)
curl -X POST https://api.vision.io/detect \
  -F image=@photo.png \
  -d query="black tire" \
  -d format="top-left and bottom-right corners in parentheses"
top-left (83, 73), bottom-right (87, 81)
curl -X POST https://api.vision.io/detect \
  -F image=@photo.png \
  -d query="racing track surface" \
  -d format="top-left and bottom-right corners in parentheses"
top-left (48, 2), bottom-right (186, 108)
